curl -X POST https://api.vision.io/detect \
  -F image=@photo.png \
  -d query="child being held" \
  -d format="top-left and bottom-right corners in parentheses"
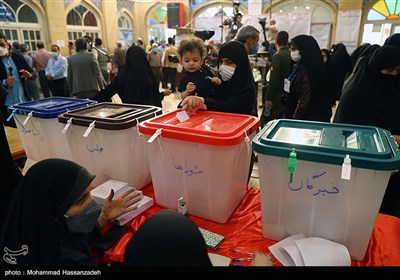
top-left (178, 38), bottom-right (221, 103)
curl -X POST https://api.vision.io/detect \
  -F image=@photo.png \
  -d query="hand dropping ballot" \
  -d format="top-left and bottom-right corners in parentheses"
top-left (91, 180), bottom-right (153, 225)
top-left (176, 104), bottom-right (207, 123)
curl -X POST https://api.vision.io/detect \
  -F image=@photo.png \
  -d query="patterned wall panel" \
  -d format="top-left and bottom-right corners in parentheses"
top-left (260, 0), bottom-right (341, 11)
top-left (90, 0), bottom-right (102, 12)
top-left (189, 1), bottom-right (343, 13)
top-left (117, 0), bottom-right (133, 12)
top-left (64, 0), bottom-right (72, 8)
top-left (190, 0), bottom-right (248, 12)
top-left (37, 0), bottom-right (45, 8)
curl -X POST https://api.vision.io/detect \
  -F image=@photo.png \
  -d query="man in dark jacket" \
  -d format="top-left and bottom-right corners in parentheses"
top-left (261, 31), bottom-right (292, 127)
top-left (0, 33), bottom-right (34, 127)
top-left (67, 37), bottom-right (104, 99)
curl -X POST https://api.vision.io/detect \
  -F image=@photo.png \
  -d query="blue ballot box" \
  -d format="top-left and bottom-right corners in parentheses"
top-left (9, 97), bottom-right (96, 161)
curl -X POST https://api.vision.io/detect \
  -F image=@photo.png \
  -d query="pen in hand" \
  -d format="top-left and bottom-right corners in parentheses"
top-left (231, 249), bottom-right (255, 257)
top-left (232, 257), bottom-right (253, 262)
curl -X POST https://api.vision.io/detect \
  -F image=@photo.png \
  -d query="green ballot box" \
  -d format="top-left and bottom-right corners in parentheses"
top-left (252, 119), bottom-right (400, 261)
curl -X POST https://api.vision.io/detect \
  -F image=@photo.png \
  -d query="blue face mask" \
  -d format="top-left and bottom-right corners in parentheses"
top-left (249, 43), bottom-right (259, 55)
top-left (65, 199), bottom-right (102, 233)
top-left (152, 48), bottom-right (159, 53)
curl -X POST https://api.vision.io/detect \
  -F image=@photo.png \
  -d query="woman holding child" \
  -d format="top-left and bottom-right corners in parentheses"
top-left (181, 40), bottom-right (256, 116)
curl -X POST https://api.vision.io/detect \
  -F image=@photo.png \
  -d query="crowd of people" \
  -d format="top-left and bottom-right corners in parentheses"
top-left (0, 35), bottom-right (170, 128)
top-left (1, 22), bottom-right (400, 267)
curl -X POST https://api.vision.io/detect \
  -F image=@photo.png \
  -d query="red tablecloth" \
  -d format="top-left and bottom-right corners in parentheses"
top-left (97, 184), bottom-right (400, 266)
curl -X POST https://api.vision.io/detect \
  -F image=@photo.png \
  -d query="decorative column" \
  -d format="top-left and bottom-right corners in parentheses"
top-left (43, 1), bottom-right (68, 56)
top-left (101, 0), bottom-right (119, 52)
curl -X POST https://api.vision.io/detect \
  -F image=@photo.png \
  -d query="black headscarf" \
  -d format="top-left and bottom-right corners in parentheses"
top-left (335, 44), bottom-right (400, 219)
top-left (321, 48), bottom-right (330, 62)
top-left (203, 41), bottom-right (256, 116)
top-left (350, 43), bottom-right (370, 69)
top-left (329, 43), bottom-right (352, 100)
top-left (289, 35), bottom-right (332, 121)
top-left (384, 33), bottom-right (400, 92)
top-left (124, 210), bottom-right (212, 266)
top-left (358, 44), bottom-right (380, 60)
top-left (345, 44), bottom-right (380, 86)
top-left (0, 122), bottom-right (22, 224)
top-left (384, 33), bottom-right (400, 47)
top-left (334, 45), bottom-right (400, 135)
top-left (321, 49), bottom-right (335, 106)
top-left (94, 46), bottom-right (162, 107)
top-left (0, 158), bottom-right (96, 266)
top-left (290, 35), bottom-right (326, 98)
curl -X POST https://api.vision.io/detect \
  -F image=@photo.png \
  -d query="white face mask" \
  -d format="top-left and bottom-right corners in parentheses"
top-left (219, 64), bottom-right (236, 81)
top-left (51, 52), bottom-right (58, 57)
top-left (323, 57), bottom-right (328, 63)
top-left (290, 50), bottom-right (301, 62)
top-left (0, 46), bottom-right (9, 57)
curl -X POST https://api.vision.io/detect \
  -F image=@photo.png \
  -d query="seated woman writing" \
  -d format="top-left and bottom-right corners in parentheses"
top-left (0, 158), bottom-right (142, 266)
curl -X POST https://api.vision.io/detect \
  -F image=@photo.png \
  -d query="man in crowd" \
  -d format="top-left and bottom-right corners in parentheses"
top-left (32, 41), bottom-right (52, 98)
top-left (0, 33), bottom-right (33, 127)
top-left (45, 44), bottom-right (68, 97)
top-left (236, 25), bottom-right (260, 55)
top-left (261, 31), bottom-right (292, 127)
top-left (19, 43), bottom-right (40, 100)
top-left (67, 38), bottom-right (104, 99)
top-left (113, 41), bottom-right (126, 72)
top-left (94, 38), bottom-right (110, 84)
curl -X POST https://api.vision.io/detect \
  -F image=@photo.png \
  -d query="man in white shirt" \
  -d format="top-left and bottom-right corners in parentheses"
top-left (45, 45), bottom-right (68, 97)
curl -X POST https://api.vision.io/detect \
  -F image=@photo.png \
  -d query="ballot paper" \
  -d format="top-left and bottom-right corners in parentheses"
top-left (112, 195), bottom-right (154, 226)
top-left (294, 237), bottom-right (351, 266)
top-left (176, 104), bottom-right (208, 123)
top-left (268, 233), bottom-right (305, 266)
top-left (269, 234), bottom-right (351, 266)
top-left (208, 253), bottom-right (231, 266)
top-left (176, 110), bottom-right (190, 122)
top-left (91, 180), bottom-right (132, 207)
top-left (90, 180), bottom-right (153, 225)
